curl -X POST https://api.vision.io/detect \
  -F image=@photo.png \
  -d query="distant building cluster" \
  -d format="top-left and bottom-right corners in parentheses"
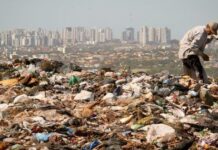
top-left (139, 26), bottom-right (171, 46)
top-left (0, 26), bottom-right (172, 48)
top-left (0, 28), bottom-right (62, 47)
top-left (63, 27), bottom-right (113, 45)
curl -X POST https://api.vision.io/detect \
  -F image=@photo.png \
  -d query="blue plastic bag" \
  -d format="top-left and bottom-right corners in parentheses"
top-left (82, 139), bottom-right (100, 150)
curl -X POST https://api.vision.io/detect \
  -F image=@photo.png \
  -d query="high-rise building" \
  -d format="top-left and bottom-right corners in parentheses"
top-left (105, 27), bottom-right (113, 41)
top-left (98, 29), bottom-right (106, 42)
top-left (90, 28), bottom-right (96, 44)
top-left (63, 27), bottom-right (72, 46)
top-left (71, 27), bottom-right (87, 44)
top-left (78, 27), bottom-right (86, 43)
top-left (139, 26), bottom-right (171, 46)
top-left (20, 37), bottom-right (28, 46)
top-left (139, 26), bottom-right (148, 46)
top-left (1, 31), bottom-right (12, 46)
top-left (160, 27), bottom-right (171, 43)
top-left (155, 28), bottom-right (161, 43)
top-left (148, 27), bottom-right (156, 43)
top-left (137, 31), bottom-right (139, 42)
top-left (122, 31), bottom-right (127, 42)
top-left (34, 36), bottom-right (41, 47)
top-left (94, 28), bottom-right (112, 43)
top-left (122, 27), bottom-right (134, 42)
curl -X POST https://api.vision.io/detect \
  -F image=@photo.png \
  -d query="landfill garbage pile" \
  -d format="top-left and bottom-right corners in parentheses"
top-left (0, 58), bottom-right (218, 150)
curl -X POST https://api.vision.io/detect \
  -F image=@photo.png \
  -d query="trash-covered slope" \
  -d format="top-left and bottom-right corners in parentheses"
top-left (0, 59), bottom-right (218, 150)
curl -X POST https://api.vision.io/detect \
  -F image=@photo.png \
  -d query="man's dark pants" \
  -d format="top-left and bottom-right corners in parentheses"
top-left (182, 55), bottom-right (209, 83)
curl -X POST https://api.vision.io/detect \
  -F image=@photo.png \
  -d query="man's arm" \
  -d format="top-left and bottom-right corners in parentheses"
top-left (190, 32), bottom-right (207, 54)
top-left (189, 32), bottom-right (209, 61)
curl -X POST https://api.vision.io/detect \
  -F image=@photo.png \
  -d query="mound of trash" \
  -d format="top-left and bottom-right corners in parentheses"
top-left (0, 58), bottom-right (218, 150)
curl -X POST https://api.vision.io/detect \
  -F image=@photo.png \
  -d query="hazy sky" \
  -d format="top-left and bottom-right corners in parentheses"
top-left (0, 0), bottom-right (217, 39)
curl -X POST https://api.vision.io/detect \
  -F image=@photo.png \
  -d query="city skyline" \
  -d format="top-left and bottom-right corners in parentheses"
top-left (0, 26), bottom-right (172, 47)
top-left (0, 26), bottom-right (171, 39)
top-left (0, 0), bottom-right (217, 39)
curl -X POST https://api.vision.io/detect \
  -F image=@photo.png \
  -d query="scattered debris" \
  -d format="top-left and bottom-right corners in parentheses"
top-left (0, 59), bottom-right (218, 149)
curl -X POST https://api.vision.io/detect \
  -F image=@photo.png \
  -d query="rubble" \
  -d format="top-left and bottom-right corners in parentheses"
top-left (145, 124), bottom-right (176, 143)
top-left (74, 90), bottom-right (94, 101)
top-left (0, 58), bottom-right (218, 149)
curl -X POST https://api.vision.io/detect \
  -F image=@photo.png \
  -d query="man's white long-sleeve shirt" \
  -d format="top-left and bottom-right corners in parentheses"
top-left (178, 26), bottom-right (208, 59)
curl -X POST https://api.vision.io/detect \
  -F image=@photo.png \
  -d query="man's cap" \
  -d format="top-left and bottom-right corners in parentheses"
top-left (208, 22), bottom-right (218, 35)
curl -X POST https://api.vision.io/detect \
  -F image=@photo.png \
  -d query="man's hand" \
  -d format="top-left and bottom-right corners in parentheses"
top-left (206, 36), bottom-right (214, 44)
top-left (212, 35), bottom-right (218, 40)
top-left (202, 53), bottom-right (209, 61)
